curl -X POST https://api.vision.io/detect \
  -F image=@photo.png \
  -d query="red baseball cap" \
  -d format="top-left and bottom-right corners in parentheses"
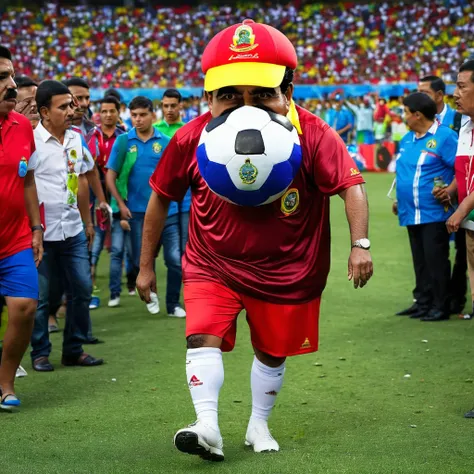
top-left (202, 19), bottom-right (297, 92)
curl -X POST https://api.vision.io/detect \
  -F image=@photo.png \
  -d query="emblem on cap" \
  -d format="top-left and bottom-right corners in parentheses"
top-left (230, 24), bottom-right (258, 53)
top-left (239, 158), bottom-right (258, 184)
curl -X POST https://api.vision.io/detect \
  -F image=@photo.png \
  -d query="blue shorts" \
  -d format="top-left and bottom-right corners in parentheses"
top-left (0, 248), bottom-right (39, 300)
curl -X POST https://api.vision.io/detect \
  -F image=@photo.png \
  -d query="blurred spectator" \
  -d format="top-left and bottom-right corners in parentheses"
top-left (390, 107), bottom-right (408, 153)
top-left (1, 1), bottom-right (471, 89)
top-left (153, 89), bottom-right (184, 135)
top-left (63, 77), bottom-right (95, 136)
top-left (14, 75), bottom-right (39, 128)
top-left (345, 96), bottom-right (375, 144)
top-left (332, 97), bottom-right (354, 144)
top-left (418, 76), bottom-right (462, 131)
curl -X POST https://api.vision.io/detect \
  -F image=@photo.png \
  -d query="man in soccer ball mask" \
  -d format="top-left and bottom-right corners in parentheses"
top-left (137, 19), bottom-right (373, 461)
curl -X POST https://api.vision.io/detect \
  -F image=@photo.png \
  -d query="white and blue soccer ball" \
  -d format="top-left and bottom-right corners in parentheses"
top-left (196, 106), bottom-right (302, 206)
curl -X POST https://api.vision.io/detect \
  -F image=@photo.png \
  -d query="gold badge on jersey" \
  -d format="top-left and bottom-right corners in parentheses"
top-left (427, 139), bottom-right (437, 149)
top-left (153, 142), bottom-right (162, 154)
top-left (281, 188), bottom-right (299, 216)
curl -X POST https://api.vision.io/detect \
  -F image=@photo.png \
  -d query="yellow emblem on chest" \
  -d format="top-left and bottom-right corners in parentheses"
top-left (281, 188), bottom-right (299, 216)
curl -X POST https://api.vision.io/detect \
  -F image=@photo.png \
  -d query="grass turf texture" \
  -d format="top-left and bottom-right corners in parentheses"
top-left (3, 172), bottom-right (474, 474)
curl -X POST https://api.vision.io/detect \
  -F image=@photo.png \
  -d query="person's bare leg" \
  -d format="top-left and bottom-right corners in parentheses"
top-left (0, 297), bottom-right (37, 396)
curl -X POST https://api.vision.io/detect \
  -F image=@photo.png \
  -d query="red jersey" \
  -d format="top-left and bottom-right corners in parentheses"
top-left (150, 106), bottom-right (364, 304)
top-left (0, 111), bottom-right (36, 260)
top-left (86, 126), bottom-right (124, 172)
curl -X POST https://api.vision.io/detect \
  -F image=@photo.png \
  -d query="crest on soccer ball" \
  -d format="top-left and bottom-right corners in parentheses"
top-left (239, 158), bottom-right (258, 185)
top-left (153, 142), bottom-right (162, 154)
top-left (426, 139), bottom-right (437, 149)
top-left (230, 24), bottom-right (258, 53)
top-left (281, 188), bottom-right (299, 215)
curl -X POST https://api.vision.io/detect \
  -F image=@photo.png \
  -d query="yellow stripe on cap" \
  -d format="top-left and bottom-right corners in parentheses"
top-left (204, 62), bottom-right (286, 92)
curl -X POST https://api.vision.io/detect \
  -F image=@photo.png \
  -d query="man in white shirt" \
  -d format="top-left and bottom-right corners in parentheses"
top-left (440, 60), bottom-right (474, 418)
top-left (29, 80), bottom-right (104, 372)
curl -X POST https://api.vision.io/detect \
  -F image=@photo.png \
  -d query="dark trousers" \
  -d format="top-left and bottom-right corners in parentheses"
top-left (31, 232), bottom-right (92, 360)
top-left (409, 222), bottom-right (451, 313)
top-left (449, 229), bottom-right (468, 308)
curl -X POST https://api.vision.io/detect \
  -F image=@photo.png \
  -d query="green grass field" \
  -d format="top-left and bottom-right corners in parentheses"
top-left (3, 173), bottom-right (474, 474)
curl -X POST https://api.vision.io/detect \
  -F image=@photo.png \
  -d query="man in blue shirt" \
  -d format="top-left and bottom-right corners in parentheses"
top-left (106, 96), bottom-right (185, 318)
top-left (332, 96), bottom-right (354, 144)
top-left (418, 75), bottom-right (467, 314)
top-left (394, 92), bottom-right (458, 322)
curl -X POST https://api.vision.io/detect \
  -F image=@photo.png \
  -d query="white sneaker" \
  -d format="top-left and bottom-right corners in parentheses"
top-left (146, 292), bottom-right (160, 315)
top-left (245, 418), bottom-right (279, 453)
top-left (169, 306), bottom-right (186, 318)
top-left (128, 289), bottom-right (136, 296)
top-left (15, 365), bottom-right (28, 378)
top-left (174, 420), bottom-right (224, 462)
top-left (108, 296), bottom-right (120, 308)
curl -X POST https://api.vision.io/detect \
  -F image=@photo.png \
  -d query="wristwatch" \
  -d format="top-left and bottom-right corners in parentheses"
top-left (31, 224), bottom-right (44, 232)
top-left (352, 238), bottom-right (371, 250)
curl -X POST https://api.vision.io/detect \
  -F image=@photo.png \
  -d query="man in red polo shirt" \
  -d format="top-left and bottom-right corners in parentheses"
top-left (137, 20), bottom-right (373, 461)
top-left (0, 45), bottom-right (43, 411)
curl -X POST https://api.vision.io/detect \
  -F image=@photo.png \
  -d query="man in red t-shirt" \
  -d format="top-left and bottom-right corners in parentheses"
top-left (137, 20), bottom-right (373, 460)
top-left (0, 46), bottom-right (43, 411)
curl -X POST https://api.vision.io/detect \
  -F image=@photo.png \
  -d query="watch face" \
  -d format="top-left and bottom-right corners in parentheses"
top-left (359, 238), bottom-right (370, 249)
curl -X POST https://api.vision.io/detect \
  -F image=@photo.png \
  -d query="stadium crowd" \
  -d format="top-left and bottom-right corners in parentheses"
top-left (1, 0), bottom-right (473, 89)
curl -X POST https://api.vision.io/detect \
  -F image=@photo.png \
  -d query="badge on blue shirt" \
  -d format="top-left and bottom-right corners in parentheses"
top-left (18, 157), bottom-right (28, 178)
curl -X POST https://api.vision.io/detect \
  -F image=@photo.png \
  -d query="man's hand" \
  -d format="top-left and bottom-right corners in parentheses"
top-left (16, 97), bottom-right (40, 123)
top-left (32, 229), bottom-right (44, 267)
top-left (136, 268), bottom-right (157, 304)
top-left (392, 201), bottom-right (398, 216)
top-left (119, 204), bottom-right (132, 221)
top-left (446, 210), bottom-right (465, 234)
top-left (120, 219), bottom-right (131, 231)
top-left (99, 201), bottom-right (110, 222)
top-left (348, 248), bottom-right (373, 289)
top-left (85, 223), bottom-right (95, 250)
top-left (432, 187), bottom-right (451, 205)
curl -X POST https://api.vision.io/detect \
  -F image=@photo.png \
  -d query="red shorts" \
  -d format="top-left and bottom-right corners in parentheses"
top-left (184, 281), bottom-right (321, 357)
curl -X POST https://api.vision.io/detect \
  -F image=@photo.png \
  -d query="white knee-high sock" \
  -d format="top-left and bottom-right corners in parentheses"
top-left (186, 347), bottom-right (224, 429)
top-left (250, 356), bottom-right (286, 423)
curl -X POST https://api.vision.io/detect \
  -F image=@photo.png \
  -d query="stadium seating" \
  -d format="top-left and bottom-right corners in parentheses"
top-left (1, 0), bottom-right (472, 88)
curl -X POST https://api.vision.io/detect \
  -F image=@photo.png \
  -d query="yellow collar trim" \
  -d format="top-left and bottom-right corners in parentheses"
top-left (287, 100), bottom-right (302, 135)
